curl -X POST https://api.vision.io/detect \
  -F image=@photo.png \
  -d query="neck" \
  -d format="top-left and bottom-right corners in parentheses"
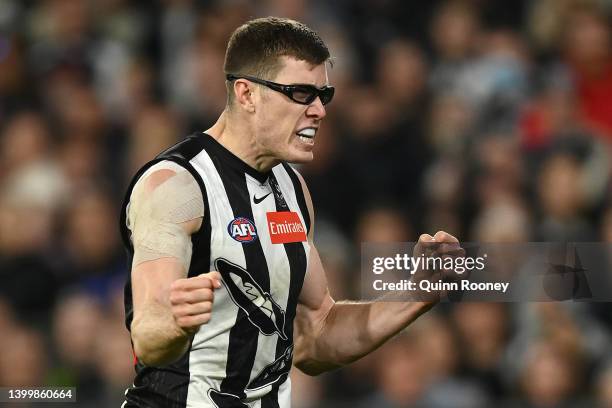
top-left (206, 111), bottom-right (279, 173)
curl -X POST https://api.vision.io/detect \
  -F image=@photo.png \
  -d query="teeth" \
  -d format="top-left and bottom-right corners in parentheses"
top-left (297, 128), bottom-right (316, 138)
top-left (298, 136), bottom-right (314, 144)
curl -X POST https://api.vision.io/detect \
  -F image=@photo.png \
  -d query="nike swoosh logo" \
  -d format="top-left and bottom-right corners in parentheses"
top-left (253, 193), bottom-right (271, 204)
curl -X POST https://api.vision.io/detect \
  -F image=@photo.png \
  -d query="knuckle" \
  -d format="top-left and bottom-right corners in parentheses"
top-left (435, 230), bottom-right (458, 242)
top-left (199, 276), bottom-right (212, 288)
top-left (169, 292), bottom-right (181, 305)
top-left (169, 281), bottom-right (180, 293)
top-left (204, 288), bottom-right (214, 299)
top-left (419, 233), bottom-right (433, 242)
top-left (171, 278), bottom-right (187, 289)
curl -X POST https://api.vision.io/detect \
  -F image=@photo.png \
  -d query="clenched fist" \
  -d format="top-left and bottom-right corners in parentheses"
top-left (169, 271), bottom-right (222, 334)
top-left (411, 230), bottom-right (465, 303)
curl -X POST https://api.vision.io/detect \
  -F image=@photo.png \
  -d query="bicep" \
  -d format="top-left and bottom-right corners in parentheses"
top-left (297, 244), bottom-right (334, 330)
top-left (293, 169), bottom-right (334, 325)
top-left (294, 243), bottom-right (335, 373)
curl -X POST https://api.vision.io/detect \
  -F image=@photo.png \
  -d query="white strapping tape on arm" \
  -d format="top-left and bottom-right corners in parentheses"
top-left (127, 161), bottom-right (204, 271)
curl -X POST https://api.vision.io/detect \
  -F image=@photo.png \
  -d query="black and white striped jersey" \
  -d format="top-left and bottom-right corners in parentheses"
top-left (120, 133), bottom-right (311, 408)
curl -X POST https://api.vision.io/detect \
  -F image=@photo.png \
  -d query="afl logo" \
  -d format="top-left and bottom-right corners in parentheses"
top-left (228, 217), bottom-right (258, 243)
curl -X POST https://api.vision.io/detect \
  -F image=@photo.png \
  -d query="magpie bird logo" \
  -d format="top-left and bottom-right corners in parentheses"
top-left (215, 258), bottom-right (288, 339)
top-left (247, 345), bottom-right (293, 391)
top-left (543, 245), bottom-right (592, 300)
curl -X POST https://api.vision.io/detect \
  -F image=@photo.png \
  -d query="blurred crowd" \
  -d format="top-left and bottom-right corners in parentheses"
top-left (0, 0), bottom-right (611, 407)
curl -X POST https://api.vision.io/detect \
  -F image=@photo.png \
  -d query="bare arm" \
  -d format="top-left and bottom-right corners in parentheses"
top-left (128, 163), bottom-right (220, 366)
top-left (293, 245), bottom-right (434, 375)
top-left (131, 258), bottom-right (193, 366)
top-left (293, 173), bottom-right (452, 375)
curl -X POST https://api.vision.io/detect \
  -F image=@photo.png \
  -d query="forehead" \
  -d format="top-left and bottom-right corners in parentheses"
top-left (272, 56), bottom-right (328, 86)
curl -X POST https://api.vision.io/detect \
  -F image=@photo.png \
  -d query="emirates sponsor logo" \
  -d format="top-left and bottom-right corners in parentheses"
top-left (266, 211), bottom-right (307, 244)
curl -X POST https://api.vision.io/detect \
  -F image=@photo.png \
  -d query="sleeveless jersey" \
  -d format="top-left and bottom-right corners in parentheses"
top-left (119, 133), bottom-right (311, 408)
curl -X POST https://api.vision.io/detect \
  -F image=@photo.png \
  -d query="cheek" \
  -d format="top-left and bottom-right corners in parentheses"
top-left (256, 95), bottom-right (306, 139)
top-left (264, 109), bottom-right (303, 136)
top-left (254, 109), bottom-right (276, 136)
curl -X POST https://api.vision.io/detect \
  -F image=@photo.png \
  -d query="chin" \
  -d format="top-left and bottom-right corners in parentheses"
top-left (283, 150), bottom-right (314, 164)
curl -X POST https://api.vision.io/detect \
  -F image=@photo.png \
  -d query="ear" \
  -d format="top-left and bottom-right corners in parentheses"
top-left (233, 79), bottom-right (256, 113)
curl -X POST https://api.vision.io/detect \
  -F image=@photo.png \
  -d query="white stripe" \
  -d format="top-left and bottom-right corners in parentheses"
top-left (277, 376), bottom-right (292, 408)
top-left (245, 174), bottom-right (292, 399)
top-left (185, 149), bottom-right (244, 407)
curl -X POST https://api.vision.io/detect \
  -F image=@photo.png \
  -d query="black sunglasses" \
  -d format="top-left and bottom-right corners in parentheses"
top-left (226, 74), bottom-right (335, 106)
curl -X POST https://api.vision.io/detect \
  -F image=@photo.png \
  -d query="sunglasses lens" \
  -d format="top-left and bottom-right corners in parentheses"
top-left (289, 85), bottom-right (335, 105)
top-left (291, 88), bottom-right (317, 104)
top-left (320, 87), bottom-right (334, 105)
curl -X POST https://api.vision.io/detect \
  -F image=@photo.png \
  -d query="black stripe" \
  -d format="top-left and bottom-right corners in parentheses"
top-left (261, 386), bottom-right (280, 408)
top-left (261, 171), bottom-right (308, 408)
top-left (167, 158), bottom-right (212, 279)
top-left (210, 153), bottom-right (271, 399)
top-left (159, 132), bottom-right (208, 162)
top-left (121, 133), bottom-right (210, 408)
top-left (280, 163), bottom-right (310, 233)
top-left (126, 349), bottom-right (193, 408)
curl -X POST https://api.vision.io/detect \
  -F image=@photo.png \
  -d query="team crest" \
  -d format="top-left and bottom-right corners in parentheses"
top-left (215, 258), bottom-right (288, 340)
top-left (228, 217), bottom-right (258, 243)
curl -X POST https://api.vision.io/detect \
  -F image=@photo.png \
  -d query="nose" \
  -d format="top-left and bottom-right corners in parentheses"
top-left (306, 97), bottom-right (326, 119)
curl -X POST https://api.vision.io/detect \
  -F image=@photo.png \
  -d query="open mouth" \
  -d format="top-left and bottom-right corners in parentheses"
top-left (296, 127), bottom-right (317, 143)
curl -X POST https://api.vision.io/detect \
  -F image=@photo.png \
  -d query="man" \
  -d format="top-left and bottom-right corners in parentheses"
top-left (120, 17), bottom-right (461, 407)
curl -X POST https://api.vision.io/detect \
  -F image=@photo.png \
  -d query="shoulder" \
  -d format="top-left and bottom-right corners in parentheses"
top-left (128, 160), bottom-right (204, 226)
top-left (134, 161), bottom-right (196, 194)
top-left (156, 132), bottom-right (208, 162)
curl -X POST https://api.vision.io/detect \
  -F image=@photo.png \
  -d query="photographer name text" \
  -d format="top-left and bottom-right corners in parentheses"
top-left (372, 279), bottom-right (509, 293)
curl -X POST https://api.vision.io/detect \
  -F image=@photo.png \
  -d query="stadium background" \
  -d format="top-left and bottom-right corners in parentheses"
top-left (0, 0), bottom-right (611, 407)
